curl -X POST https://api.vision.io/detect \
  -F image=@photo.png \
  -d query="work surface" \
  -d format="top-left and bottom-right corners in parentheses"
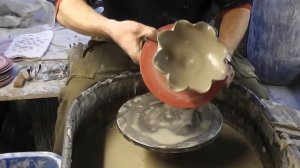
top-left (0, 25), bottom-right (90, 101)
top-left (0, 60), bottom-right (67, 101)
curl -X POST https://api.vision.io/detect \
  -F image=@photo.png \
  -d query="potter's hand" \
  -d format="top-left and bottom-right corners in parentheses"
top-left (108, 20), bottom-right (157, 64)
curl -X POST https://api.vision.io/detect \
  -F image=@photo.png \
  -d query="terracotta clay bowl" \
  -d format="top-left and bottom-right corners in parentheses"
top-left (140, 20), bottom-right (228, 108)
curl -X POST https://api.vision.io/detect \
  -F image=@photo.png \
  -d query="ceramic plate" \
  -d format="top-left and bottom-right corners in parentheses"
top-left (0, 55), bottom-right (9, 69)
top-left (0, 75), bottom-right (14, 88)
top-left (0, 55), bottom-right (13, 73)
top-left (0, 63), bottom-right (13, 74)
top-left (0, 69), bottom-right (13, 82)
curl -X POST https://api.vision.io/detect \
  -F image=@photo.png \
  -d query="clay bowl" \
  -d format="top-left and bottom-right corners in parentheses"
top-left (140, 20), bottom-right (228, 108)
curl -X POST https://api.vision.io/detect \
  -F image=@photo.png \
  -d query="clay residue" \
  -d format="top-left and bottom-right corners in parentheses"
top-left (117, 94), bottom-right (223, 151)
top-left (71, 121), bottom-right (263, 168)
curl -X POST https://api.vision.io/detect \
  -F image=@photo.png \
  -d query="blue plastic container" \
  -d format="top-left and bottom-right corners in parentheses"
top-left (0, 152), bottom-right (61, 168)
top-left (247, 0), bottom-right (300, 85)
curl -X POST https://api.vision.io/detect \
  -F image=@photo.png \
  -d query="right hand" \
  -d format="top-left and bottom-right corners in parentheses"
top-left (107, 20), bottom-right (157, 64)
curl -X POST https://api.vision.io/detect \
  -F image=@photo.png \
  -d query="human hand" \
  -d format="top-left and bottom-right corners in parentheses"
top-left (108, 20), bottom-right (157, 64)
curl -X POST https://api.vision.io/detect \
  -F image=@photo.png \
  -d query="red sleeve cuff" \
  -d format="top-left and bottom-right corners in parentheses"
top-left (221, 3), bottom-right (252, 16)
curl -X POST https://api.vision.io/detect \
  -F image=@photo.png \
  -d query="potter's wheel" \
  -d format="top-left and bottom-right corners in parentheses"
top-left (116, 93), bottom-right (223, 153)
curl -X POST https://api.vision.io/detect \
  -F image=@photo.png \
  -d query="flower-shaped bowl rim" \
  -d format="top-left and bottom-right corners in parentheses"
top-left (140, 23), bottom-right (226, 108)
top-left (155, 20), bottom-right (228, 94)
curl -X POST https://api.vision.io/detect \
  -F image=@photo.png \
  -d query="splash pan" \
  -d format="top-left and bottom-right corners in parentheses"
top-left (116, 93), bottom-right (223, 153)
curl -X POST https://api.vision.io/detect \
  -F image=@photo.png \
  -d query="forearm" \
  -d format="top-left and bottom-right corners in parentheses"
top-left (218, 8), bottom-right (250, 55)
top-left (57, 0), bottom-right (114, 37)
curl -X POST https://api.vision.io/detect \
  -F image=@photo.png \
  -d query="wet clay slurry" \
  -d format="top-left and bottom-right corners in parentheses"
top-left (71, 120), bottom-right (263, 168)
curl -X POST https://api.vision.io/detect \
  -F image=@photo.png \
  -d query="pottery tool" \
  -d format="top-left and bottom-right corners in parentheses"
top-left (117, 93), bottom-right (223, 153)
top-left (13, 69), bottom-right (30, 88)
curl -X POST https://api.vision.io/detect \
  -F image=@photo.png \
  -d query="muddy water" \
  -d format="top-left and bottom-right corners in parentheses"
top-left (72, 121), bottom-right (263, 168)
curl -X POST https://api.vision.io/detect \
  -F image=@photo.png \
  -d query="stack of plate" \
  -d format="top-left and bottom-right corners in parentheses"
top-left (0, 55), bottom-right (14, 88)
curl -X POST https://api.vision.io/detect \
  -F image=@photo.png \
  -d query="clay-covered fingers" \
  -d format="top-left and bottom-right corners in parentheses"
top-left (133, 26), bottom-right (157, 64)
top-left (140, 26), bottom-right (157, 42)
top-left (137, 26), bottom-right (157, 53)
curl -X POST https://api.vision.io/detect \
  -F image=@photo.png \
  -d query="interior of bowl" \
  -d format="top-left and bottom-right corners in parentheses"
top-left (154, 20), bottom-right (228, 94)
top-left (140, 21), bottom-right (227, 108)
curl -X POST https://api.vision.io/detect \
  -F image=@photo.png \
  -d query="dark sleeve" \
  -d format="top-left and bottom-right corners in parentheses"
top-left (86, 0), bottom-right (103, 8)
top-left (215, 0), bottom-right (253, 10)
top-left (86, 0), bottom-right (95, 7)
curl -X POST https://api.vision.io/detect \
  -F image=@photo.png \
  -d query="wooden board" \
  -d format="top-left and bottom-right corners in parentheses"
top-left (0, 78), bottom-right (66, 101)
